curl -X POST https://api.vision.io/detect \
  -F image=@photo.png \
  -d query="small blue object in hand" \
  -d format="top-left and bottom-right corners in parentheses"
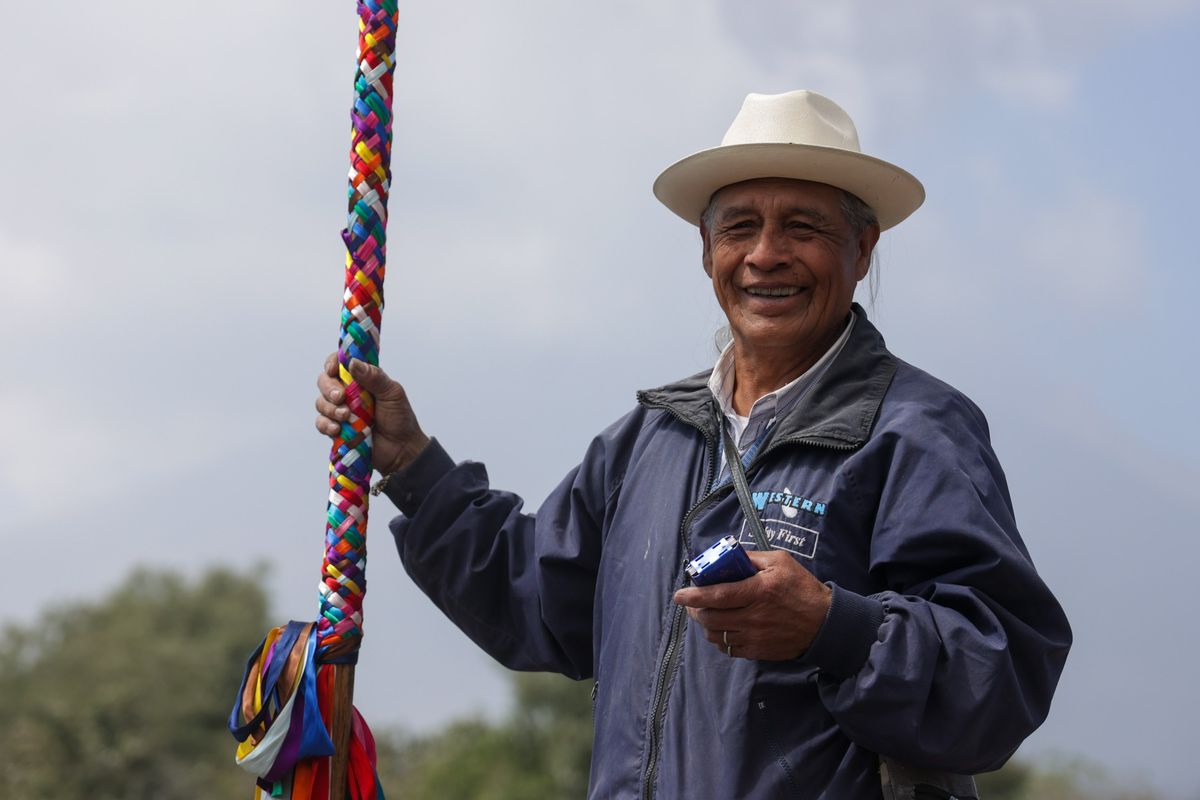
top-left (686, 536), bottom-right (759, 586)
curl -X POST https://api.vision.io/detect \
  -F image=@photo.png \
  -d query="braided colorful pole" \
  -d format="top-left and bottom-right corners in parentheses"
top-left (228, 2), bottom-right (398, 797)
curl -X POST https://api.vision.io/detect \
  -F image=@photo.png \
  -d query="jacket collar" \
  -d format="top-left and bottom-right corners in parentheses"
top-left (637, 304), bottom-right (897, 450)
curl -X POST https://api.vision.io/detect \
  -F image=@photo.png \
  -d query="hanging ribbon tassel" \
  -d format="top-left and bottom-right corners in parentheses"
top-left (230, 1), bottom-right (399, 797)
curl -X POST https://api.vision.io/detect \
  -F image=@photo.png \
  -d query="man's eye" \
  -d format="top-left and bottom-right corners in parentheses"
top-left (788, 222), bottom-right (815, 234)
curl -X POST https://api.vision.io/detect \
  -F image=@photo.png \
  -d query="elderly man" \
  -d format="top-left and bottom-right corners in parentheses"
top-left (315, 90), bottom-right (1071, 799)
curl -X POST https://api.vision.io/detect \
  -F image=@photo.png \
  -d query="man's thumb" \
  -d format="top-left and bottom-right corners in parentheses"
top-left (348, 358), bottom-right (388, 391)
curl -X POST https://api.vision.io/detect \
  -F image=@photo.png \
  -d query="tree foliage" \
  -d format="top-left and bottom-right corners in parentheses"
top-left (977, 754), bottom-right (1164, 800)
top-left (0, 567), bottom-right (269, 799)
top-left (374, 672), bottom-right (594, 800)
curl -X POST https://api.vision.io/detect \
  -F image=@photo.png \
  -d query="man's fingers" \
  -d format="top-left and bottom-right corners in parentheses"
top-left (317, 367), bottom-right (344, 404)
top-left (315, 393), bottom-right (349, 421)
top-left (693, 607), bottom-right (744, 632)
top-left (673, 579), bottom-right (754, 610)
top-left (323, 351), bottom-right (338, 376)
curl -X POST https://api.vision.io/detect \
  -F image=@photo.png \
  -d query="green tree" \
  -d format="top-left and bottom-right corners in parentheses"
top-left (375, 672), bottom-right (594, 800)
top-left (0, 567), bottom-right (270, 799)
top-left (977, 754), bottom-right (1164, 800)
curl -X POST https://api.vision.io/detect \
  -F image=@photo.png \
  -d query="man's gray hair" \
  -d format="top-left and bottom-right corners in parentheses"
top-left (840, 191), bottom-right (881, 305)
top-left (838, 190), bottom-right (878, 237)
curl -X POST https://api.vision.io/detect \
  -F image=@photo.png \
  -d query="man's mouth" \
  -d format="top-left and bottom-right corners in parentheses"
top-left (744, 286), bottom-right (802, 297)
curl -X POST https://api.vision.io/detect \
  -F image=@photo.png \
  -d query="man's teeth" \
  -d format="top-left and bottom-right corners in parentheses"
top-left (746, 286), bottom-right (800, 297)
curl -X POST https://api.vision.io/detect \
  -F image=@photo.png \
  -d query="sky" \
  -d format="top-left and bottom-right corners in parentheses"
top-left (2, 0), bottom-right (1199, 795)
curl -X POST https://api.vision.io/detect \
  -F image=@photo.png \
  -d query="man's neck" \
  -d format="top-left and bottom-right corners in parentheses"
top-left (729, 325), bottom-right (846, 416)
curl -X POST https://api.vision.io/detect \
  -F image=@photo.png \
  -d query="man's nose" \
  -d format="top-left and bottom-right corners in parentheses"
top-left (745, 227), bottom-right (789, 270)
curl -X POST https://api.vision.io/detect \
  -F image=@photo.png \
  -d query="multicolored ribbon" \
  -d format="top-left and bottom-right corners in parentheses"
top-left (231, 1), bottom-right (399, 796)
top-left (230, 623), bottom-right (384, 799)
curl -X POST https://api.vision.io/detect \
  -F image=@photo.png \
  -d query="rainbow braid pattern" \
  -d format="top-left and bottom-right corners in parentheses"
top-left (228, 2), bottom-right (398, 798)
top-left (319, 0), bottom-right (399, 666)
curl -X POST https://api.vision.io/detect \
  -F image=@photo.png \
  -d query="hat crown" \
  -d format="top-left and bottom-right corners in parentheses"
top-left (653, 88), bottom-right (923, 230)
top-left (720, 90), bottom-right (862, 154)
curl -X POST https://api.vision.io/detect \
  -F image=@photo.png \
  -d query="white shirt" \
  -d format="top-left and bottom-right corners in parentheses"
top-left (707, 314), bottom-right (856, 474)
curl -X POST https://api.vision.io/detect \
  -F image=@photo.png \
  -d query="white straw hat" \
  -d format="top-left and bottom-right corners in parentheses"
top-left (653, 90), bottom-right (924, 231)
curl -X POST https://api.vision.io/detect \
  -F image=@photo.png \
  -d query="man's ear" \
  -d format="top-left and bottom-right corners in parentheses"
top-left (700, 221), bottom-right (713, 278)
top-left (855, 223), bottom-right (880, 281)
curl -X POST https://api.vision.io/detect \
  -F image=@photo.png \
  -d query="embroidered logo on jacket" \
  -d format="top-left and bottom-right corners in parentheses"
top-left (738, 487), bottom-right (824, 558)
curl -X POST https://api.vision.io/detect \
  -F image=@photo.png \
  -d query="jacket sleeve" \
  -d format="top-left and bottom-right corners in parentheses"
top-left (381, 422), bottom-right (629, 681)
top-left (798, 391), bottom-right (1072, 773)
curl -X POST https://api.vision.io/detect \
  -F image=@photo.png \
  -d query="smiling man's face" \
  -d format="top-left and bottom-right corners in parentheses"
top-left (701, 178), bottom-right (878, 368)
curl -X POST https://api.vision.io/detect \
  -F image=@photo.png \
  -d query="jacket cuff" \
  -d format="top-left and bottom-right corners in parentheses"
top-left (380, 437), bottom-right (456, 517)
top-left (799, 583), bottom-right (884, 680)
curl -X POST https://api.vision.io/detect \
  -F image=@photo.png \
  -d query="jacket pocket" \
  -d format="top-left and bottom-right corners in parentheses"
top-left (751, 696), bottom-right (804, 798)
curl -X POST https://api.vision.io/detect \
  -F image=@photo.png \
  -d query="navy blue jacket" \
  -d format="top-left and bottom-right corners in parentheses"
top-left (384, 306), bottom-right (1072, 799)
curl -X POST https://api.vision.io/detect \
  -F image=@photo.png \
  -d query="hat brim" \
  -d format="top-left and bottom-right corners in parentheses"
top-left (652, 142), bottom-right (924, 231)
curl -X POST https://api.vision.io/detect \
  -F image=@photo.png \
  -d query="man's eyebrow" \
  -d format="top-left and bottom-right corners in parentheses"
top-left (782, 207), bottom-right (831, 224)
top-left (714, 205), bottom-right (831, 224)
top-left (714, 205), bottom-right (757, 222)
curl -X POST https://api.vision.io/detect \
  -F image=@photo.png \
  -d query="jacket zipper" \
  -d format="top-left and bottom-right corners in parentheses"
top-left (634, 404), bottom-right (860, 799)
top-left (637, 402), bottom-right (725, 800)
top-left (642, 486), bottom-right (730, 800)
top-left (752, 434), bottom-right (858, 467)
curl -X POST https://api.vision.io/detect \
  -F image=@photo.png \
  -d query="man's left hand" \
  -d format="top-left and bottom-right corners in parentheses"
top-left (673, 550), bottom-right (832, 660)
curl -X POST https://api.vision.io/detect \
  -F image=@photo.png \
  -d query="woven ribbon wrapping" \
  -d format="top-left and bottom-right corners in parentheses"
top-left (230, 2), bottom-right (399, 798)
top-left (319, 0), bottom-right (399, 666)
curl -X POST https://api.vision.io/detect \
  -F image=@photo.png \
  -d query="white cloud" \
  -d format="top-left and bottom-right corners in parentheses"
top-left (0, 230), bottom-right (79, 338)
top-left (0, 388), bottom-right (238, 528)
top-left (712, 0), bottom-right (1197, 126)
top-left (1021, 189), bottom-right (1149, 315)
